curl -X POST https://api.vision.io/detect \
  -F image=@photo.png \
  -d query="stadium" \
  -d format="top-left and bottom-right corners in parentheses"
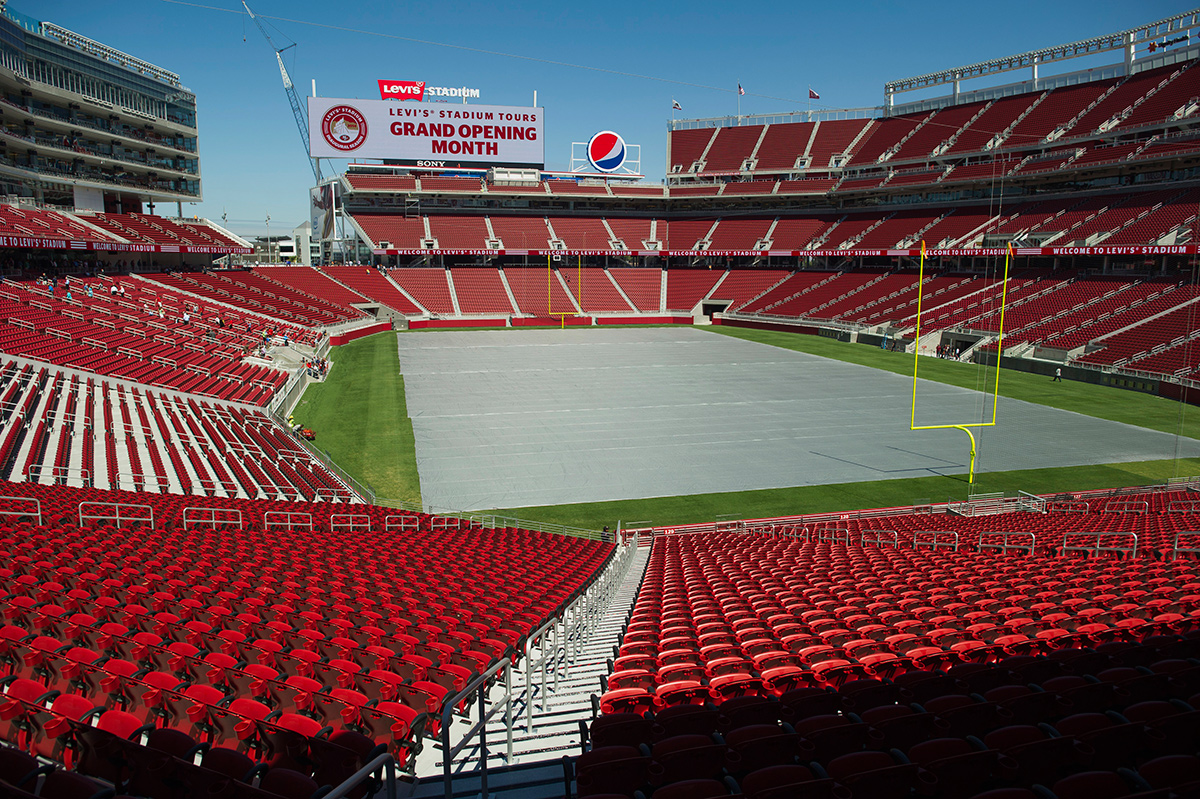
top-left (2, 2), bottom-right (1200, 798)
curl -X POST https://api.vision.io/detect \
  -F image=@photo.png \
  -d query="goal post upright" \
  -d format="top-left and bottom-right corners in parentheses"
top-left (547, 253), bottom-right (585, 328)
top-left (909, 241), bottom-right (1013, 483)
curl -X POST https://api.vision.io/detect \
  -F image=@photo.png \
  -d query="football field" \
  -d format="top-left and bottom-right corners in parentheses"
top-left (396, 327), bottom-right (1200, 512)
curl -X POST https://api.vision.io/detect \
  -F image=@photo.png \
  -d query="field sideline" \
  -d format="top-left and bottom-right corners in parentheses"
top-left (293, 326), bottom-right (1200, 530)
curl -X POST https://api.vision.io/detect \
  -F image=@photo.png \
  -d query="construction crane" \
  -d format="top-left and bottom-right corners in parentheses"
top-left (243, 2), bottom-right (320, 182)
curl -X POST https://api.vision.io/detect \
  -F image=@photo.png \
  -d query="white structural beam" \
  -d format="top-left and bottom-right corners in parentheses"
top-left (884, 9), bottom-right (1200, 104)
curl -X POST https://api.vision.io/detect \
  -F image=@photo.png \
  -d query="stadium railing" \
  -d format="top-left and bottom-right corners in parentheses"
top-left (436, 534), bottom-right (634, 794)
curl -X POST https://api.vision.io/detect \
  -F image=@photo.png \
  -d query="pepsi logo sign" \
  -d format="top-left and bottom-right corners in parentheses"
top-left (321, 105), bottom-right (368, 152)
top-left (587, 130), bottom-right (626, 172)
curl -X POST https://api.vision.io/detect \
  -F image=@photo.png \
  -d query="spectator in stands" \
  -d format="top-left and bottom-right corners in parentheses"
top-left (86, 284), bottom-right (93, 299)
top-left (183, 310), bottom-right (190, 325)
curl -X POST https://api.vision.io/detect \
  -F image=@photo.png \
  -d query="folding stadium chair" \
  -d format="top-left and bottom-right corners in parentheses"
top-left (1136, 754), bottom-right (1200, 796)
top-left (825, 750), bottom-right (937, 799)
top-left (791, 714), bottom-right (886, 763)
top-left (1053, 711), bottom-right (1167, 768)
top-left (598, 688), bottom-right (656, 716)
top-left (1121, 700), bottom-right (1200, 756)
top-left (981, 723), bottom-right (1094, 787)
top-left (647, 733), bottom-right (730, 786)
top-left (736, 763), bottom-right (851, 799)
top-left (721, 723), bottom-right (803, 775)
top-left (983, 684), bottom-right (1074, 726)
top-left (572, 745), bottom-right (653, 797)
top-left (905, 736), bottom-right (1019, 799)
top-left (586, 712), bottom-right (653, 750)
top-left (857, 704), bottom-right (950, 750)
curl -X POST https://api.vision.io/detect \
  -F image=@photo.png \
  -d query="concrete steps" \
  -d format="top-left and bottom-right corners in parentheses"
top-left (401, 543), bottom-right (649, 797)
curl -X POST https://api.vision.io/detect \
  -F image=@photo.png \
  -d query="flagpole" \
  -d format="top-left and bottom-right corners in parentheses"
top-left (737, 80), bottom-right (741, 122)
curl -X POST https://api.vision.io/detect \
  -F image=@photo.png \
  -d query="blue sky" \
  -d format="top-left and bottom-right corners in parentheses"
top-left (29, 1), bottom-right (1184, 237)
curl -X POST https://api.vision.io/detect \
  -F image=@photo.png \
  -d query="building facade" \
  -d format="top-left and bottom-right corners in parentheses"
top-left (0, 4), bottom-right (201, 213)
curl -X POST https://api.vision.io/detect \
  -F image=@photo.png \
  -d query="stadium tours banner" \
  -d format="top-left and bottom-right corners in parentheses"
top-left (0, 234), bottom-right (250, 254)
top-left (308, 97), bottom-right (545, 167)
top-left (310, 183), bottom-right (339, 243)
top-left (371, 245), bottom-right (1200, 257)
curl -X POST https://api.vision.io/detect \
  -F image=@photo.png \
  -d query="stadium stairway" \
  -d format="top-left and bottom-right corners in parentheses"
top-left (401, 542), bottom-right (650, 798)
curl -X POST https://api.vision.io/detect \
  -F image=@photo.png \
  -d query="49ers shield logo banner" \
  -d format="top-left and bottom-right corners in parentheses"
top-left (320, 105), bottom-right (368, 152)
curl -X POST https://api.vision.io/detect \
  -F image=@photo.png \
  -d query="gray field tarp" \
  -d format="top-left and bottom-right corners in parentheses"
top-left (396, 327), bottom-right (1200, 512)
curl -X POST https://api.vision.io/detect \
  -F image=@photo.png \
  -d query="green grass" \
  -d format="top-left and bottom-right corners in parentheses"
top-left (303, 324), bottom-right (1200, 528)
top-left (487, 457), bottom-right (1200, 531)
top-left (289, 332), bottom-right (421, 504)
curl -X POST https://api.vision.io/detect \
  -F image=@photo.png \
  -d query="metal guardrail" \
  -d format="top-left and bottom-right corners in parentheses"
top-left (26, 465), bottom-right (91, 487)
top-left (1017, 490), bottom-right (1047, 513)
top-left (384, 514), bottom-right (419, 533)
top-left (0, 495), bottom-right (41, 525)
top-left (1062, 531), bottom-right (1139, 559)
top-left (182, 506), bottom-right (244, 530)
top-left (1172, 531), bottom-right (1200, 560)
top-left (861, 529), bottom-right (900, 548)
top-left (330, 513), bottom-right (371, 533)
top-left (914, 530), bottom-right (960, 551)
top-left (979, 530), bottom-right (1036, 555)
top-left (948, 491), bottom-right (1046, 517)
top-left (79, 500), bottom-right (152, 529)
top-left (263, 510), bottom-right (313, 532)
top-left (464, 511), bottom-right (608, 542)
top-left (811, 523), bottom-right (852, 544)
top-left (1102, 499), bottom-right (1150, 514)
top-left (1047, 499), bottom-right (1090, 513)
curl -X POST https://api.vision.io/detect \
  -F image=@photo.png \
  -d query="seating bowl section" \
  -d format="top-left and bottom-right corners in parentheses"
top-left (0, 478), bottom-right (613, 785)
top-left (582, 515), bottom-right (1200, 798)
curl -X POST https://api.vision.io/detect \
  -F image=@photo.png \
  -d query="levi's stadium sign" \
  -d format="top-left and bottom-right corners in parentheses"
top-left (307, 96), bottom-right (544, 167)
top-left (378, 80), bottom-right (481, 101)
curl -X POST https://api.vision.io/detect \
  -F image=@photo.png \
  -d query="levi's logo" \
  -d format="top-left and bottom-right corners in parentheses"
top-left (379, 80), bottom-right (425, 101)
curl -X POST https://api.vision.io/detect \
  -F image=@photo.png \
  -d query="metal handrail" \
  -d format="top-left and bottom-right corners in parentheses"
top-left (440, 654), bottom-right (514, 799)
top-left (323, 753), bottom-right (398, 799)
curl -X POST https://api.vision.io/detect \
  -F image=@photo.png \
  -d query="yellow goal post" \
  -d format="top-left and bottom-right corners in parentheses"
top-left (909, 241), bottom-right (1013, 483)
